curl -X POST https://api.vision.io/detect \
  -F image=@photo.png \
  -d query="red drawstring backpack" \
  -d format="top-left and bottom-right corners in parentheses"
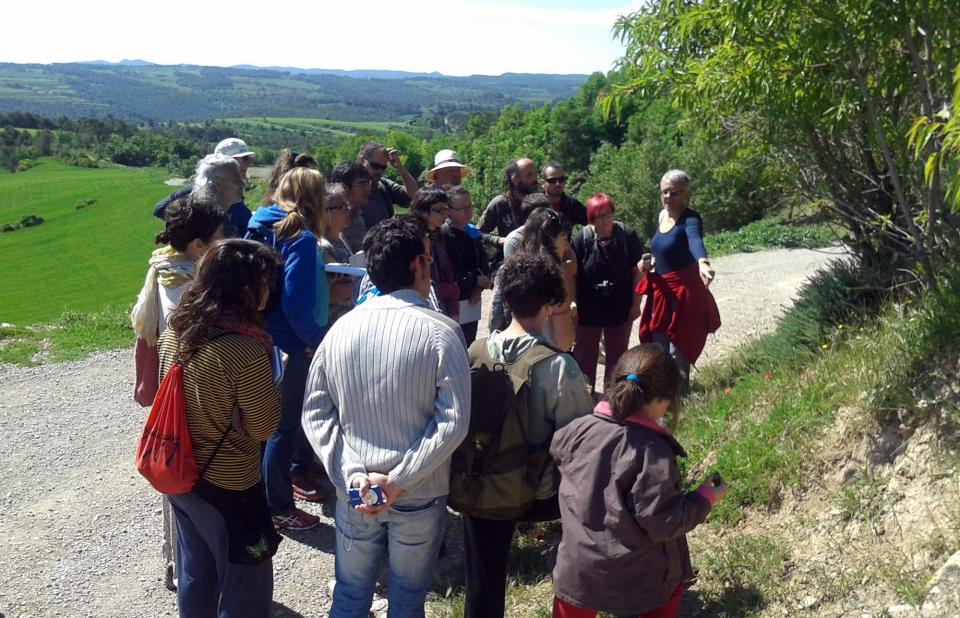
top-left (135, 360), bottom-right (199, 494)
top-left (135, 336), bottom-right (231, 495)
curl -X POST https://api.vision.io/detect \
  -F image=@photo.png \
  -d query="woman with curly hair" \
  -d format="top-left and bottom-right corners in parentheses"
top-left (158, 238), bottom-right (284, 617)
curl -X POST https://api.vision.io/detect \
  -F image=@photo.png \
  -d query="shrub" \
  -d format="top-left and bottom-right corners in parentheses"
top-left (705, 219), bottom-right (840, 256)
top-left (778, 257), bottom-right (890, 352)
top-left (0, 214), bottom-right (44, 233)
top-left (16, 158), bottom-right (37, 172)
top-left (74, 198), bottom-right (97, 209)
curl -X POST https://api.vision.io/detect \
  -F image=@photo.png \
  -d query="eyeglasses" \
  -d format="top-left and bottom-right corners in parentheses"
top-left (328, 205), bottom-right (350, 212)
top-left (430, 206), bottom-right (449, 215)
top-left (366, 160), bottom-right (388, 172)
top-left (544, 177), bottom-right (567, 185)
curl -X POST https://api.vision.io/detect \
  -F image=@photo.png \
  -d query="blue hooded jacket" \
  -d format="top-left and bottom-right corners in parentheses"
top-left (248, 205), bottom-right (325, 353)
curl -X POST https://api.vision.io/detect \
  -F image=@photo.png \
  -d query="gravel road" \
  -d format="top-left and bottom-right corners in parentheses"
top-left (0, 246), bottom-right (844, 617)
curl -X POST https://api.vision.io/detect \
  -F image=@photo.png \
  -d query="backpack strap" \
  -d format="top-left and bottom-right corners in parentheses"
top-left (469, 337), bottom-right (561, 378)
top-left (178, 331), bottom-right (240, 480)
top-left (505, 342), bottom-right (562, 380)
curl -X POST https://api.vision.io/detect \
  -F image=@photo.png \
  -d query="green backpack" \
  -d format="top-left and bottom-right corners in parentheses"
top-left (448, 337), bottom-right (561, 520)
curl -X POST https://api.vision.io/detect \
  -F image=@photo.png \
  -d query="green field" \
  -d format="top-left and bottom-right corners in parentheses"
top-left (0, 158), bottom-right (170, 324)
top-left (225, 116), bottom-right (403, 137)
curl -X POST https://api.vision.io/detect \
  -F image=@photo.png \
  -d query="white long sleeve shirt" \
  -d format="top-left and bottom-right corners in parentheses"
top-left (302, 288), bottom-right (470, 504)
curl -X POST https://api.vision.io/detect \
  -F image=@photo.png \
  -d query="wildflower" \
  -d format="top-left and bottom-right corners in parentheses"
top-left (723, 386), bottom-right (733, 394)
top-left (763, 371), bottom-right (772, 380)
top-left (821, 343), bottom-right (828, 350)
top-left (837, 324), bottom-right (844, 330)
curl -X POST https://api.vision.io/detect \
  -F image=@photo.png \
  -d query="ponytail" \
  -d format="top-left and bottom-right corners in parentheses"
top-left (604, 344), bottom-right (682, 420)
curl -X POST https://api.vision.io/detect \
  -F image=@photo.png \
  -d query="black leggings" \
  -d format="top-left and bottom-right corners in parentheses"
top-left (461, 497), bottom-right (561, 618)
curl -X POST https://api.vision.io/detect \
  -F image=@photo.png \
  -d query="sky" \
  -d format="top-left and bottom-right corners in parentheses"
top-left (1, 0), bottom-right (640, 76)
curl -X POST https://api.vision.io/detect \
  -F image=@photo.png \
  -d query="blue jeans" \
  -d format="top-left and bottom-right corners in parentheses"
top-left (331, 494), bottom-right (447, 618)
top-left (651, 332), bottom-right (690, 393)
top-left (262, 349), bottom-right (315, 515)
top-left (169, 492), bottom-right (273, 618)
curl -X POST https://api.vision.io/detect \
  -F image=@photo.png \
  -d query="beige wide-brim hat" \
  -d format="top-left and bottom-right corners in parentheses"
top-left (426, 149), bottom-right (472, 182)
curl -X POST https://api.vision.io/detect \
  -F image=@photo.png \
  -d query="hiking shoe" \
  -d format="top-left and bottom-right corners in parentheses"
top-left (272, 507), bottom-right (320, 531)
top-left (291, 472), bottom-right (328, 503)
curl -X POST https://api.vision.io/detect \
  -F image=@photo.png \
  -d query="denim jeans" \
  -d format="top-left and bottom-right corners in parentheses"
top-left (169, 492), bottom-right (273, 618)
top-left (330, 493), bottom-right (447, 618)
top-left (262, 349), bottom-right (315, 515)
top-left (650, 332), bottom-right (690, 393)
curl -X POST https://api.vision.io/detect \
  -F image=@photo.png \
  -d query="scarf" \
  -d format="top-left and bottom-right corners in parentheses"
top-left (130, 246), bottom-right (196, 344)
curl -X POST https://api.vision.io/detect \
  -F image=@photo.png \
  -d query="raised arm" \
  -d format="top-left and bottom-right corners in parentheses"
top-left (386, 148), bottom-right (419, 202)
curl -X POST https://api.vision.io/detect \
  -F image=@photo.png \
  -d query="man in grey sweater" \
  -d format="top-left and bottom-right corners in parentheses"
top-left (302, 215), bottom-right (470, 618)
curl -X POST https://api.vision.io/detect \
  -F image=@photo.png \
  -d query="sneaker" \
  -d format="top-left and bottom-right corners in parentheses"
top-left (272, 507), bottom-right (320, 531)
top-left (291, 472), bottom-right (328, 503)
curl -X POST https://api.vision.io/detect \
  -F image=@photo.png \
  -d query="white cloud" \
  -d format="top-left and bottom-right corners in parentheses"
top-left (2, 0), bottom-right (640, 76)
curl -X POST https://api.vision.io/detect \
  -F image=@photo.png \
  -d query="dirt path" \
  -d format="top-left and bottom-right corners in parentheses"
top-left (0, 246), bottom-right (843, 618)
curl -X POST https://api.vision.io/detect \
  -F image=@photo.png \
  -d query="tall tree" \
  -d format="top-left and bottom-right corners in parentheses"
top-left (606, 0), bottom-right (960, 279)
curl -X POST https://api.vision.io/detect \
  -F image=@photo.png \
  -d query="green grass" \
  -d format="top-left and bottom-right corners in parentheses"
top-left (706, 219), bottom-right (839, 257)
top-left (224, 116), bottom-right (402, 139)
top-left (678, 271), bottom-right (960, 523)
top-left (0, 305), bottom-right (133, 366)
top-left (0, 158), bottom-right (170, 324)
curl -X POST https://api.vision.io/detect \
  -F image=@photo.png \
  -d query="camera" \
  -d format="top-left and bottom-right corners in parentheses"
top-left (348, 485), bottom-right (384, 507)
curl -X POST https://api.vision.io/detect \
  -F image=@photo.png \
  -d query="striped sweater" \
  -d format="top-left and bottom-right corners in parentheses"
top-left (302, 288), bottom-right (470, 504)
top-left (158, 328), bottom-right (281, 491)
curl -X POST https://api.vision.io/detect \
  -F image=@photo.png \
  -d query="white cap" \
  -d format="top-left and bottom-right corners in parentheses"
top-left (214, 137), bottom-right (255, 159)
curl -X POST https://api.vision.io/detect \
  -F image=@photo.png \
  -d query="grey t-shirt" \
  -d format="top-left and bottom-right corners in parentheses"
top-left (361, 178), bottom-right (412, 230)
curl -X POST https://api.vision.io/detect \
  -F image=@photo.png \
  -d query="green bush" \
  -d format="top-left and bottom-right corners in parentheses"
top-left (74, 198), bottom-right (97, 209)
top-left (705, 219), bottom-right (839, 256)
top-left (778, 257), bottom-right (890, 352)
top-left (0, 214), bottom-right (44, 233)
top-left (16, 158), bottom-right (37, 172)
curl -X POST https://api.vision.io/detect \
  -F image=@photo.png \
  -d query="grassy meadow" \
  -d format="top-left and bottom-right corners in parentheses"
top-left (0, 158), bottom-right (169, 325)
top-left (224, 116), bottom-right (405, 139)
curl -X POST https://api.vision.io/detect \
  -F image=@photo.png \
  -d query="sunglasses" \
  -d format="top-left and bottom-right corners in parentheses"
top-left (366, 160), bottom-right (388, 172)
top-left (544, 177), bottom-right (567, 185)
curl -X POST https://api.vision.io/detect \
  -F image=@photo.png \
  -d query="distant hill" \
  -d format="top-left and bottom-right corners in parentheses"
top-left (0, 61), bottom-right (587, 123)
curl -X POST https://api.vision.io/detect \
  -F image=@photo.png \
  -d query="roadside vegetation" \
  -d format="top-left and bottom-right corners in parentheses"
top-left (0, 306), bottom-right (131, 366)
top-left (427, 255), bottom-right (960, 617)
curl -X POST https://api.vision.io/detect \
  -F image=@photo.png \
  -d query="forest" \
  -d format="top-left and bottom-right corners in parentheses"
top-left (0, 62), bottom-right (585, 122)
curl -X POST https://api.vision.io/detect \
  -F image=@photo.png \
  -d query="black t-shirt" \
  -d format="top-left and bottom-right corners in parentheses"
top-left (572, 222), bottom-right (644, 327)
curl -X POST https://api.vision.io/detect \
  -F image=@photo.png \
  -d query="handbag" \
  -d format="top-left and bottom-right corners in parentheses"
top-left (133, 337), bottom-right (160, 407)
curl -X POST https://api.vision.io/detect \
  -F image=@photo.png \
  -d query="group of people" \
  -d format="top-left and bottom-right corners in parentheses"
top-left (132, 136), bottom-right (726, 618)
